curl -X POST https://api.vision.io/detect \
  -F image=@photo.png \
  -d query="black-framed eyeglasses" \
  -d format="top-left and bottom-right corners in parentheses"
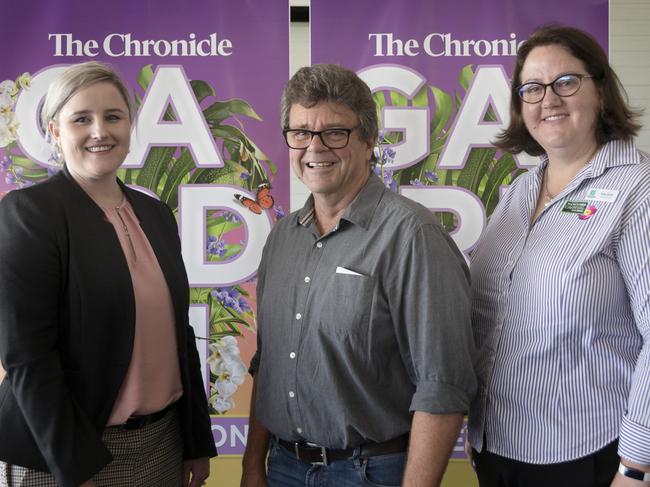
top-left (517, 73), bottom-right (596, 104)
top-left (282, 126), bottom-right (360, 150)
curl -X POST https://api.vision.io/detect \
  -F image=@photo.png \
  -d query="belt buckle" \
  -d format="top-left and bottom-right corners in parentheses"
top-left (123, 415), bottom-right (148, 430)
top-left (305, 442), bottom-right (328, 466)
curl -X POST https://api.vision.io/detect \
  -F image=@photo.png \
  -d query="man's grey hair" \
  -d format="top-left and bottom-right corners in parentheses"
top-left (280, 64), bottom-right (378, 145)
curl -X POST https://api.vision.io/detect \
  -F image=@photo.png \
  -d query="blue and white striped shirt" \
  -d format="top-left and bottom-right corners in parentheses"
top-left (468, 139), bottom-right (650, 465)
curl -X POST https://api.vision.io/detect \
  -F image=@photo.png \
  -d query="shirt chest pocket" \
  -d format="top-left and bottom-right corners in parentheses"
top-left (315, 271), bottom-right (374, 336)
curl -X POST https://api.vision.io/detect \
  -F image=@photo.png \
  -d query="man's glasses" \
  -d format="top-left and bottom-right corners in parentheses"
top-left (517, 73), bottom-right (596, 104)
top-left (283, 126), bottom-right (360, 150)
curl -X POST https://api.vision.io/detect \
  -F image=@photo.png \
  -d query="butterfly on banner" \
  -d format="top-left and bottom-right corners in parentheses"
top-left (234, 182), bottom-right (274, 215)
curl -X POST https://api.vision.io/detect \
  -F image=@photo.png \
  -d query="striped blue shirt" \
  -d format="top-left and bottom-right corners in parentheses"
top-left (468, 139), bottom-right (650, 465)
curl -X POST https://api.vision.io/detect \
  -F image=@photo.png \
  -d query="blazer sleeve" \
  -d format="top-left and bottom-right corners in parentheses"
top-left (0, 190), bottom-right (112, 487)
top-left (161, 203), bottom-right (217, 459)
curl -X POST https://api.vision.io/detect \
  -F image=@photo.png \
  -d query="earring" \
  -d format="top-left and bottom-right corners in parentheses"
top-left (48, 141), bottom-right (64, 167)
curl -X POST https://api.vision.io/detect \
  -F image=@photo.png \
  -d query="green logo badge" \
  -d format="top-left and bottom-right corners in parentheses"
top-left (561, 201), bottom-right (588, 214)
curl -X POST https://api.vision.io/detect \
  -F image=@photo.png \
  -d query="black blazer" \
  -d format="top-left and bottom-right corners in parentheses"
top-left (0, 168), bottom-right (217, 487)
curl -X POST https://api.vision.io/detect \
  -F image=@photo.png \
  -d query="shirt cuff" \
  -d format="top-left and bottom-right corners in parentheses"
top-left (409, 380), bottom-right (472, 414)
top-left (619, 416), bottom-right (650, 465)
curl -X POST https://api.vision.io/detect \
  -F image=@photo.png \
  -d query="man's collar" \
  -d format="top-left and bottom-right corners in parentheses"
top-left (296, 172), bottom-right (385, 230)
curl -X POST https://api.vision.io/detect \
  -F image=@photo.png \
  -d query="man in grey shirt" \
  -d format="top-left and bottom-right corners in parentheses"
top-left (241, 64), bottom-right (476, 487)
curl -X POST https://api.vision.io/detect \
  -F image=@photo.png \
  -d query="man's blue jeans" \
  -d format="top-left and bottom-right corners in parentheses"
top-left (267, 439), bottom-right (407, 487)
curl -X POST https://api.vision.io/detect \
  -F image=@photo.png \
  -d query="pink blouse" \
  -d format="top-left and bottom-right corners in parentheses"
top-left (99, 197), bottom-right (183, 426)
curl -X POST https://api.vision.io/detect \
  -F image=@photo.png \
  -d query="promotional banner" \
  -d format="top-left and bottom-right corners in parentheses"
top-left (0, 1), bottom-right (288, 485)
top-left (312, 1), bottom-right (607, 485)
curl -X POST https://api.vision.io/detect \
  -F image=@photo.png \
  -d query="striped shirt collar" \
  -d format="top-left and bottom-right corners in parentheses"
top-left (537, 139), bottom-right (642, 179)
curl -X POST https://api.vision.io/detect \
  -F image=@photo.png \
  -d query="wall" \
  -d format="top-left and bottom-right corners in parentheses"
top-left (610, 0), bottom-right (650, 153)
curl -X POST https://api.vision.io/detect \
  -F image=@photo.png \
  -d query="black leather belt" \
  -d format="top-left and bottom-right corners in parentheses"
top-left (109, 402), bottom-right (176, 430)
top-left (278, 433), bottom-right (409, 465)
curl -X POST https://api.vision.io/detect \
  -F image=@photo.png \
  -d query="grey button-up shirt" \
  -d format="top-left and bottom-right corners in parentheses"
top-left (251, 174), bottom-right (476, 448)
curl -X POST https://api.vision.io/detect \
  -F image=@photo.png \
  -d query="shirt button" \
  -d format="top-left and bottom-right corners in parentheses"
top-left (297, 427), bottom-right (303, 434)
top-left (289, 352), bottom-right (296, 359)
top-left (289, 391), bottom-right (295, 398)
top-left (316, 242), bottom-right (323, 248)
top-left (304, 276), bottom-right (310, 283)
top-left (295, 313), bottom-right (302, 320)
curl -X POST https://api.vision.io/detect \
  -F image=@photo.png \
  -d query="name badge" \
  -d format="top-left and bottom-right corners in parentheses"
top-left (585, 188), bottom-right (619, 202)
top-left (561, 201), bottom-right (588, 214)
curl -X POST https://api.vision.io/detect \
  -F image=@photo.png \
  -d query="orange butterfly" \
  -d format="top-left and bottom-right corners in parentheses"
top-left (234, 182), bottom-right (274, 215)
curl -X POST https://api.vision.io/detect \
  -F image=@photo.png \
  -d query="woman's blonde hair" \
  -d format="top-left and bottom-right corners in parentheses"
top-left (41, 61), bottom-right (134, 133)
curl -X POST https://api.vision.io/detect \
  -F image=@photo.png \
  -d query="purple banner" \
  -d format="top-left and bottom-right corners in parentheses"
top-left (0, 0), bottom-right (289, 462)
top-left (312, 0), bottom-right (608, 256)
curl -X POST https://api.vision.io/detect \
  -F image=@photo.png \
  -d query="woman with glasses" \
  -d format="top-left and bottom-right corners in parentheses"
top-left (468, 25), bottom-right (649, 486)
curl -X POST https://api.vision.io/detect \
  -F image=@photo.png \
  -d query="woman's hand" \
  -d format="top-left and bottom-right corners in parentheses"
top-left (610, 472), bottom-right (648, 486)
top-left (183, 457), bottom-right (210, 487)
top-left (465, 438), bottom-right (476, 472)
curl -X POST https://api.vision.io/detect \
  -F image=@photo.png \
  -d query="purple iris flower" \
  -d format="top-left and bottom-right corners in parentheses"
top-left (211, 287), bottom-right (248, 314)
top-left (425, 170), bottom-right (439, 183)
top-left (0, 156), bottom-right (11, 171)
top-left (206, 235), bottom-right (227, 257)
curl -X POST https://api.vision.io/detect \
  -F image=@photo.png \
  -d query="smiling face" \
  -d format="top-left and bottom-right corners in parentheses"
top-left (49, 81), bottom-right (131, 185)
top-left (520, 44), bottom-right (600, 161)
top-left (288, 101), bottom-right (374, 207)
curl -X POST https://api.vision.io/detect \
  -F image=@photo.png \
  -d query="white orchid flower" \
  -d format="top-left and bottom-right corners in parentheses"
top-left (209, 394), bottom-right (234, 414)
top-left (0, 122), bottom-right (14, 148)
top-left (0, 92), bottom-right (13, 109)
top-left (16, 73), bottom-right (31, 90)
top-left (0, 80), bottom-right (17, 97)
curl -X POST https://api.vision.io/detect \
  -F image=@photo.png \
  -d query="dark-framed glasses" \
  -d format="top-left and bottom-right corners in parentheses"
top-left (283, 126), bottom-right (360, 150)
top-left (517, 73), bottom-right (596, 104)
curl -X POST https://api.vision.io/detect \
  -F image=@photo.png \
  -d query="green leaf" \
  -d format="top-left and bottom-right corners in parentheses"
top-left (440, 170), bottom-right (457, 231)
top-left (373, 91), bottom-right (387, 111)
top-left (137, 65), bottom-right (154, 91)
top-left (134, 91), bottom-right (142, 109)
top-left (455, 92), bottom-right (463, 109)
top-left (429, 86), bottom-right (453, 137)
top-left (222, 243), bottom-right (243, 259)
top-left (456, 147), bottom-right (495, 194)
top-left (458, 64), bottom-right (474, 91)
top-left (389, 91), bottom-right (408, 107)
top-left (190, 80), bottom-right (215, 103)
top-left (483, 104), bottom-right (498, 122)
top-left (482, 152), bottom-right (525, 217)
top-left (190, 287), bottom-right (212, 303)
top-left (190, 166), bottom-right (239, 186)
top-left (412, 85), bottom-right (429, 107)
top-left (204, 98), bottom-right (262, 124)
top-left (10, 156), bottom-right (43, 170)
top-left (212, 125), bottom-right (270, 162)
top-left (373, 91), bottom-right (387, 127)
top-left (136, 147), bottom-right (175, 193)
top-left (161, 149), bottom-right (195, 209)
top-left (206, 220), bottom-right (242, 236)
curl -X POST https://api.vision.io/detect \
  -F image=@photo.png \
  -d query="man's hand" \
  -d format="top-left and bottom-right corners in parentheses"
top-left (240, 468), bottom-right (268, 487)
top-left (183, 457), bottom-right (210, 487)
top-left (79, 480), bottom-right (97, 487)
top-left (241, 378), bottom-right (270, 487)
